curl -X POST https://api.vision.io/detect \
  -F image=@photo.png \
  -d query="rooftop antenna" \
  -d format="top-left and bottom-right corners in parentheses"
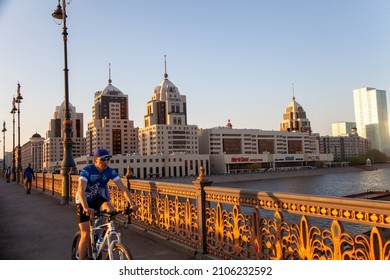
top-left (164, 55), bottom-right (168, 79)
top-left (108, 63), bottom-right (112, 84)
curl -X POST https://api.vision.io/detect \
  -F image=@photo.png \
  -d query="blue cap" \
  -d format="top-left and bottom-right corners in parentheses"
top-left (93, 148), bottom-right (111, 159)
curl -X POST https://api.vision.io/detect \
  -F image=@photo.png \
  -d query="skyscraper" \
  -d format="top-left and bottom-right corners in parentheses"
top-left (353, 87), bottom-right (390, 155)
top-left (43, 102), bottom-right (86, 171)
top-left (280, 96), bottom-right (312, 134)
top-left (331, 121), bottom-right (357, 137)
top-left (139, 59), bottom-right (199, 156)
top-left (86, 70), bottom-right (138, 156)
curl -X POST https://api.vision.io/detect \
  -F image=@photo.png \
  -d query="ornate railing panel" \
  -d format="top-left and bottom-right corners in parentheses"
top-left (203, 186), bottom-right (390, 260)
top-left (28, 172), bottom-right (390, 260)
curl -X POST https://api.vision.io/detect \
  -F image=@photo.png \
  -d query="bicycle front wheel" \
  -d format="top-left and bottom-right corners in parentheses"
top-left (108, 242), bottom-right (133, 260)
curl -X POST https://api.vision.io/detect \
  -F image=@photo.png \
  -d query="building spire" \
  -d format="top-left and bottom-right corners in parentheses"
top-left (292, 83), bottom-right (295, 100)
top-left (108, 63), bottom-right (112, 84)
top-left (164, 55), bottom-right (168, 79)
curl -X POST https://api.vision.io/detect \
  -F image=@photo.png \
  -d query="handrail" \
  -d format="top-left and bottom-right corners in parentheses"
top-left (29, 171), bottom-right (390, 260)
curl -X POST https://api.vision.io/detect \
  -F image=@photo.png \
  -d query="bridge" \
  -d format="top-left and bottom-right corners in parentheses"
top-left (2, 168), bottom-right (390, 260)
top-left (0, 178), bottom-right (194, 260)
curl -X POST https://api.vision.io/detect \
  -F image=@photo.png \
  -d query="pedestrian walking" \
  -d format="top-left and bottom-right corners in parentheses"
top-left (5, 166), bottom-right (11, 183)
top-left (23, 163), bottom-right (35, 194)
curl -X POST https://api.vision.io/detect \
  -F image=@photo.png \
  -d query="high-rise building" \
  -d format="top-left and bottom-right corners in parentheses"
top-left (138, 61), bottom-right (199, 156)
top-left (331, 121), bottom-right (357, 137)
top-left (320, 134), bottom-right (371, 160)
top-left (280, 96), bottom-right (312, 134)
top-left (21, 133), bottom-right (44, 172)
top-left (86, 72), bottom-right (138, 156)
top-left (353, 87), bottom-right (390, 155)
top-left (43, 102), bottom-right (86, 171)
top-left (75, 60), bottom-right (209, 178)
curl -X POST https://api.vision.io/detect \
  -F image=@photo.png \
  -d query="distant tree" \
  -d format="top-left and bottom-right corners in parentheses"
top-left (347, 156), bottom-right (367, 166)
top-left (365, 149), bottom-right (389, 164)
top-left (250, 163), bottom-right (262, 171)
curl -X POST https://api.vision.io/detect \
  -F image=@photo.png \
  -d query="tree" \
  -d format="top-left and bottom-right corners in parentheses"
top-left (365, 149), bottom-right (389, 164)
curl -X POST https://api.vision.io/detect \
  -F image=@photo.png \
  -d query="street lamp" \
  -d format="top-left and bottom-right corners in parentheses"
top-left (10, 97), bottom-right (17, 182)
top-left (52, 0), bottom-right (77, 204)
top-left (2, 121), bottom-right (6, 178)
top-left (15, 82), bottom-right (23, 183)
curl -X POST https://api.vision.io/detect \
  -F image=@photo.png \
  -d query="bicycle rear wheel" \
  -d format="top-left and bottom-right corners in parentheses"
top-left (108, 242), bottom-right (133, 260)
top-left (71, 231), bottom-right (81, 260)
top-left (71, 231), bottom-right (94, 260)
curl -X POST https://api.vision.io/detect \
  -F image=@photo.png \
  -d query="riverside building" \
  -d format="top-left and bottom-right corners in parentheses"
top-left (75, 61), bottom-right (209, 178)
top-left (353, 87), bottom-right (390, 155)
top-left (320, 128), bottom-right (371, 160)
top-left (198, 120), bottom-right (332, 174)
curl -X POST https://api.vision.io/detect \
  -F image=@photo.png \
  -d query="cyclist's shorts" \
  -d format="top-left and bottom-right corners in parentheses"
top-left (77, 196), bottom-right (108, 223)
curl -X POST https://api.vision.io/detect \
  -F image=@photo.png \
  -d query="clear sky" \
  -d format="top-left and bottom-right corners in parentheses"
top-left (1, 0), bottom-right (390, 154)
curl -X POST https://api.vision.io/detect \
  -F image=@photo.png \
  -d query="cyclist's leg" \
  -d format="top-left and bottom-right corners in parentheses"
top-left (76, 203), bottom-right (91, 260)
top-left (101, 200), bottom-right (115, 211)
top-left (78, 221), bottom-right (90, 260)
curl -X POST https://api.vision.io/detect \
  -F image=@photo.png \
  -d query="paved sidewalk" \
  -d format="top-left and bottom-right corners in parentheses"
top-left (0, 179), bottom-right (194, 260)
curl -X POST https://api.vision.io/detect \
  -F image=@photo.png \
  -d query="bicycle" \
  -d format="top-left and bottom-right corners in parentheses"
top-left (71, 208), bottom-right (133, 260)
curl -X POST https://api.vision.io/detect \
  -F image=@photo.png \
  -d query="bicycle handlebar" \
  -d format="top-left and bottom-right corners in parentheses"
top-left (93, 208), bottom-right (133, 218)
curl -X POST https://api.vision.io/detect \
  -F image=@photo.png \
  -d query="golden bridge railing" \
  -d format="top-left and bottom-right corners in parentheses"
top-left (31, 172), bottom-right (390, 260)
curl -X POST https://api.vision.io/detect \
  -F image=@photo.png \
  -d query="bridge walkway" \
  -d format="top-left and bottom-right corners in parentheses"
top-left (0, 179), bottom-right (194, 260)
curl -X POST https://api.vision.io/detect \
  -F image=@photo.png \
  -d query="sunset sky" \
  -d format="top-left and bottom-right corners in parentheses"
top-left (1, 0), bottom-right (389, 152)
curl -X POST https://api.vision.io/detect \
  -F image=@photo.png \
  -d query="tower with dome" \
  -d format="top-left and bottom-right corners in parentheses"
top-left (280, 94), bottom-right (312, 134)
top-left (85, 64), bottom-right (138, 156)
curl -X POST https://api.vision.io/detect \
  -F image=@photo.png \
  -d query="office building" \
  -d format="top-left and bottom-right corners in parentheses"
top-left (332, 121), bottom-right (357, 137)
top-left (43, 102), bottom-right (86, 171)
top-left (280, 96), bottom-right (312, 134)
top-left (76, 62), bottom-right (209, 178)
top-left (21, 133), bottom-right (44, 172)
top-left (320, 133), bottom-right (371, 160)
top-left (85, 74), bottom-right (138, 156)
top-left (199, 120), bottom-right (332, 174)
top-left (353, 87), bottom-right (390, 155)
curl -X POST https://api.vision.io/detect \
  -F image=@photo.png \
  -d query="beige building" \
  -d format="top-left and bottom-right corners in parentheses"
top-left (139, 68), bottom-right (198, 156)
top-left (320, 133), bottom-right (371, 160)
top-left (331, 121), bottom-right (357, 137)
top-left (21, 133), bottom-right (44, 172)
top-left (280, 96), bottom-right (312, 134)
top-left (75, 63), bottom-right (209, 178)
top-left (86, 76), bottom-right (137, 156)
top-left (43, 102), bottom-right (86, 171)
top-left (198, 121), bottom-right (332, 174)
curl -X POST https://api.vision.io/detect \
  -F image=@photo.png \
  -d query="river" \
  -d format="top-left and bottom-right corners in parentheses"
top-left (217, 165), bottom-right (390, 198)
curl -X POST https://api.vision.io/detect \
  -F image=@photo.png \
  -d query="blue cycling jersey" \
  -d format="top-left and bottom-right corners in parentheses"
top-left (77, 164), bottom-right (120, 203)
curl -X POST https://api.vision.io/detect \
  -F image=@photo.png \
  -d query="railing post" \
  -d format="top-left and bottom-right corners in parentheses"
top-left (125, 165), bottom-right (136, 224)
top-left (68, 168), bottom-right (77, 202)
top-left (193, 166), bottom-right (212, 257)
top-left (51, 172), bottom-right (55, 196)
top-left (42, 172), bottom-right (45, 192)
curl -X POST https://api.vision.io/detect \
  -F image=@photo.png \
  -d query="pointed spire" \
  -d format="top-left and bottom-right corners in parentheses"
top-left (292, 83), bottom-right (295, 100)
top-left (108, 63), bottom-right (112, 84)
top-left (164, 55), bottom-right (168, 79)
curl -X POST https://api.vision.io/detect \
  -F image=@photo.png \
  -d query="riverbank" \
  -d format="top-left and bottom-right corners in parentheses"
top-left (159, 163), bottom-right (390, 185)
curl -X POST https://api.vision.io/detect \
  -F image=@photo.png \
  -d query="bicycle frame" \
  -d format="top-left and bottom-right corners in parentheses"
top-left (89, 212), bottom-right (123, 260)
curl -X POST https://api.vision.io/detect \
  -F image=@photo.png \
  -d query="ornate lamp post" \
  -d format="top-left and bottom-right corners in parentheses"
top-left (52, 0), bottom-right (77, 204)
top-left (2, 121), bottom-right (6, 178)
top-left (10, 97), bottom-right (17, 182)
top-left (16, 82), bottom-right (23, 183)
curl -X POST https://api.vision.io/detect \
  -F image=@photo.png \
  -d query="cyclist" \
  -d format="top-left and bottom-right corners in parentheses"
top-left (76, 148), bottom-right (138, 260)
